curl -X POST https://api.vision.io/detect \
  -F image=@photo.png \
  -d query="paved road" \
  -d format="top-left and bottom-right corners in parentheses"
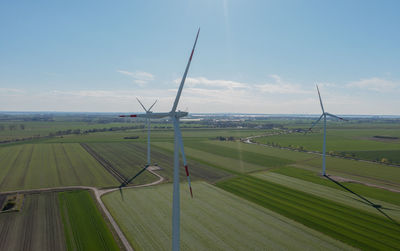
top-left (0, 168), bottom-right (165, 251)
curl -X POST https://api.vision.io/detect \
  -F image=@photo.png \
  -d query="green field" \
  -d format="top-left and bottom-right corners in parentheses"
top-left (0, 120), bottom-right (137, 142)
top-left (153, 141), bottom-right (271, 174)
top-left (269, 166), bottom-right (400, 206)
top-left (103, 182), bottom-right (353, 250)
top-left (184, 140), bottom-right (293, 168)
top-left (216, 175), bottom-right (400, 250)
top-left (252, 171), bottom-right (400, 220)
top-left (206, 140), bottom-right (400, 190)
top-left (59, 190), bottom-right (120, 251)
top-left (0, 143), bottom-right (118, 191)
top-left (0, 192), bottom-right (66, 251)
top-left (254, 128), bottom-right (400, 163)
top-left (1, 115), bottom-right (400, 250)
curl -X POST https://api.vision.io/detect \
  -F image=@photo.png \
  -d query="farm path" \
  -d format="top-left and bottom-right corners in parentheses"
top-left (0, 168), bottom-right (165, 251)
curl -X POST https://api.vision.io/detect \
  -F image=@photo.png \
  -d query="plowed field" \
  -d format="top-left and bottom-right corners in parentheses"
top-left (0, 192), bottom-right (66, 251)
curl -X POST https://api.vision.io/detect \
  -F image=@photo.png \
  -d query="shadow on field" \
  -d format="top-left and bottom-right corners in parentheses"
top-left (350, 197), bottom-right (400, 212)
top-left (118, 165), bottom-right (149, 201)
top-left (324, 175), bottom-right (400, 226)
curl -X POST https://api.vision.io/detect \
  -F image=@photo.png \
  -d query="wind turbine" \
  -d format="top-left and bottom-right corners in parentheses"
top-left (136, 98), bottom-right (157, 167)
top-left (308, 84), bottom-right (348, 176)
top-left (119, 28), bottom-right (199, 251)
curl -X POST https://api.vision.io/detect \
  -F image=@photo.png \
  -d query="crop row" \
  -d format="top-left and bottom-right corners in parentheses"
top-left (216, 176), bottom-right (400, 250)
top-left (0, 143), bottom-right (118, 191)
top-left (0, 192), bottom-right (66, 251)
top-left (184, 141), bottom-right (293, 168)
top-left (88, 142), bottom-right (230, 183)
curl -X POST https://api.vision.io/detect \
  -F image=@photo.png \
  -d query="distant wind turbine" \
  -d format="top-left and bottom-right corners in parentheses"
top-left (136, 98), bottom-right (157, 167)
top-left (117, 98), bottom-right (157, 196)
top-left (119, 28), bottom-right (200, 251)
top-left (308, 84), bottom-right (348, 176)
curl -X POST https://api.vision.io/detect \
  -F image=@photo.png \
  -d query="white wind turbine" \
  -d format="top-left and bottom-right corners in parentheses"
top-left (136, 98), bottom-right (157, 167)
top-left (119, 28), bottom-right (199, 251)
top-left (308, 84), bottom-right (348, 176)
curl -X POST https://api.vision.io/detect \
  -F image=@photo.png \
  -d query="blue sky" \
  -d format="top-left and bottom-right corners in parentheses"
top-left (0, 0), bottom-right (399, 114)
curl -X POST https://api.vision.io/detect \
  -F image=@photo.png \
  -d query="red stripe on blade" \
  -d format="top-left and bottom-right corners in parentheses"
top-left (184, 165), bottom-right (189, 176)
top-left (119, 115), bottom-right (126, 117)
top-left (189, 50), bottom-right (194, 61)
top-left (130, 115), bottom-right (137, 117)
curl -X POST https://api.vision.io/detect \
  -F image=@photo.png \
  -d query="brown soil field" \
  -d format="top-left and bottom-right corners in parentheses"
top-left (0, 192), bottom-right (66, 251)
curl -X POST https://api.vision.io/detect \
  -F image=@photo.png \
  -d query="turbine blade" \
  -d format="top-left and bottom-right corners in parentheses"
top-left (173, 117), bottom-right (193, 198)
top-left (148, 99), bottom-right (158, 111)
top-left (325, 112), bottom-right (348, 121)
top-left (119, 114), bottom-right (138, 117)
top-left (171, 28), bottom-right (200, 112)
top-left (307, 114), bottom-right (324, 132)
top-left (316, 84), bottom-right (325, 113)
top-left (136, 98), bottom-right (148, 112)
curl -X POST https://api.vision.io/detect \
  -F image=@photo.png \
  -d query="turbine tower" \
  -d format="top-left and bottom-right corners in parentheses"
top-left (308, 84), bottom-right (348, 176)
top-left (119, 28), bottom-right (199, 251)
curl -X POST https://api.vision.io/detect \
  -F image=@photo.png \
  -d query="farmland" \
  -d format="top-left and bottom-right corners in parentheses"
top-left (269, 166), bottom-right (400, 206)
top-left (87, 142), bottom-right (231, 184)
top-left (0, 192), bottom-right (66, 251)
top-left (254, 128), bottom-right (400, 164)
top-left (202, 140), bottom-right (400, 190)
top-left (103, 182), bottom-right (352, 250)
top-left (59, 190), bottom-right (120, 251)
top-left (252, 171), bottom-right (400, 220)
top-left (1, 114), bottom-right (400, 250)
top-left (153, 141), bottom-right (274, 174)
top-left (0, 143), bottom-right (118, 192)
top-left (216, 175), bottom-right (400, 250)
